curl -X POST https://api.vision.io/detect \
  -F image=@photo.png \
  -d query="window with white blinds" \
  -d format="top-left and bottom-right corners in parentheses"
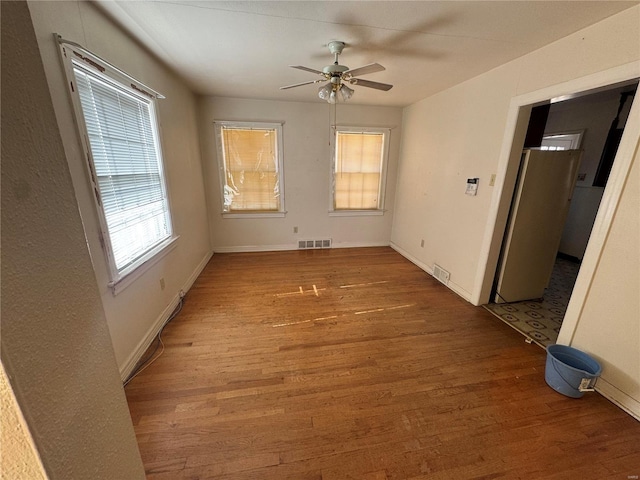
top-left (333, 128), bottom-right (389, 211)
top-left (215, 122), bottom-right (285, 215)
top-left (67, 58), bottom-right (173, 284)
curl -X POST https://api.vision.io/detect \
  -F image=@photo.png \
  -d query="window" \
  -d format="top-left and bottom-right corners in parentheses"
top-left (540, 131), bottom-right (583, 151)
top-left (60, 40), bottom-right (174, 290)
top-left (214, 122), bottom-right (285, 216)
top-left (332, 127), bottom-right (389, 213)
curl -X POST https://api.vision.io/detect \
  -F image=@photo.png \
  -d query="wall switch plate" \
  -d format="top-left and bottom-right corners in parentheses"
top-left (293, 226), bottom-right (298, 233)
top-left (489, 174), bottom-right (496, 186)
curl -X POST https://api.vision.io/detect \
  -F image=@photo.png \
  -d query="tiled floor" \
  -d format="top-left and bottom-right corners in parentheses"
top-left (483, 257), bottom-right (581, 348)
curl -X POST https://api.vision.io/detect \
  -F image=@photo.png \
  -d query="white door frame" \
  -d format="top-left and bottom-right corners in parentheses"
top-left (472, 61), bottom-right (639, 345)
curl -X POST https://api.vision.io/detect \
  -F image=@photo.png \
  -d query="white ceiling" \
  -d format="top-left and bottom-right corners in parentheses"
top-left (96, 1), bottom-right (637, 107)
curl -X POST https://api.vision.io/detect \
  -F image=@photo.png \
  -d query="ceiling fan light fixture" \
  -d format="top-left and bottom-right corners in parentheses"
top-left (339, 84), bottom-right (354, 101)
top-left (318, 82), bottom-right (332, 101)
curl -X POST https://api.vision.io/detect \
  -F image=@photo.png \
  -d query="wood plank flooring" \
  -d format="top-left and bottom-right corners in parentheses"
top-left (125, 247), bottom-right (640, 479)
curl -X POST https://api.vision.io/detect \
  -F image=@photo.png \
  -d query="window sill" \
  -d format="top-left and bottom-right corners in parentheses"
top-left (108, 236), bottom-right (179, 296)
top-left (222, 211), bottom-right (287, 219)
top-left (329, 210), bottom-right (385, 217)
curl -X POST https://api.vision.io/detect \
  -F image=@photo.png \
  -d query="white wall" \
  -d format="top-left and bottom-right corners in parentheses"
top-left (393, 7), bottom-right (639, 300)
top-left (1, 2), bottom-right (145, 477)
top-left (392, 62), bottom-right (520, 300)
top-left (545, 86), bottom-right (634, 259)
top-left (199, 97), bottom-right (402, 251)
top-left (27, 1), bottom-right (212, 376)
top-left (393, 6), bottom-right (640, 414)
top-left (570, 144), bottom-right (639, 415)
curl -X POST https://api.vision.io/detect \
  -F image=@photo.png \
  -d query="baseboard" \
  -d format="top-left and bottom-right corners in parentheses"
top-left (595, 377), bottom-right (640, 421)
top-left (389, 241), bottom-right (472, 303)
top-left (119, 250), bottom-right (214, 381)
top-left (213, 244), bottom-right (295, 253)
top-left (333, 241), bottom-right (390, 249)
top-left (213, 241), bottom-right (389, 253)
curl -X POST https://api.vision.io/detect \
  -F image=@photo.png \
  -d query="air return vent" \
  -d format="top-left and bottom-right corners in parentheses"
top-left (298, 239), bottom-right (332, 249)
top-left (432, 264), bottom-right (450, 285)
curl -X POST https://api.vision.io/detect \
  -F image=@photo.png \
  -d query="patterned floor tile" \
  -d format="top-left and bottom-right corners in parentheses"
top-left (483, 257), bottom-right (580, 348)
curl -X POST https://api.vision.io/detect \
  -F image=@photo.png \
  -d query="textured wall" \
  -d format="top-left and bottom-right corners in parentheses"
top-left (0, 2), bottom-right (145, 478)
top-left (1, 364), bottom-right (47, 480)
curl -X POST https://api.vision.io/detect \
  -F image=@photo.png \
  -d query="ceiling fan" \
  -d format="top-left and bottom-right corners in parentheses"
top-left (280, 41), bottom-right (393, 103)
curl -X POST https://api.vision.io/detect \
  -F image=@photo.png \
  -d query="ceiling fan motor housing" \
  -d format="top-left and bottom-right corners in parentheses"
top-left (323, 64), bottom-right (349, 75)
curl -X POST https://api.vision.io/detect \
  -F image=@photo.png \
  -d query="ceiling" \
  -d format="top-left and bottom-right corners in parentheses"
top-left (96, 1), bottom-right (637, 107)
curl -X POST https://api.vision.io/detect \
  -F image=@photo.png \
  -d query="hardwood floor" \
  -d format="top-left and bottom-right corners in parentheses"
top-left (125, 247), bottom-right (640, 480)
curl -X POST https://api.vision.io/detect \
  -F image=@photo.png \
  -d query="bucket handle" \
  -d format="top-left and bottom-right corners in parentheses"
top-left (551, 356), bottom-right (598, 392)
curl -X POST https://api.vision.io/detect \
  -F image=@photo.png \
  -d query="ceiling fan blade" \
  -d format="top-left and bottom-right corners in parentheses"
top-left (349, 78), bottom-right (393, 91)
top-left (280, 80), bottom-right (322, 90)
top-left (344, 63), bottom-right (385, 77)
top-left (289, 65), bottom-right (324, 75)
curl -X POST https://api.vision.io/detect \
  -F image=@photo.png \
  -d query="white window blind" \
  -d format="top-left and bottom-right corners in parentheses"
top-left (334, 131), bottom-right (386, 210)
top-left (215, 122), bottom-right (285, 214)
top-left (73, 65), bottom-right (172, 274)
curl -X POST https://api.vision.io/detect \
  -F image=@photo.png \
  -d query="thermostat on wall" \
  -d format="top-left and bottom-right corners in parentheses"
top-left (466, 178), bottom-right (479, 196)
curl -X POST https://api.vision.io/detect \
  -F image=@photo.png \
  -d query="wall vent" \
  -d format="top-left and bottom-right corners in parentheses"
top-left (298, 239), bottom-right (332, 249)
top-left (432, 264), bottom-right (450, 286)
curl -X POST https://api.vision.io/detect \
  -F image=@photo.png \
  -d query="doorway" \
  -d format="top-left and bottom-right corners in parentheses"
top-left (480, 73), bottom-right (638, 347)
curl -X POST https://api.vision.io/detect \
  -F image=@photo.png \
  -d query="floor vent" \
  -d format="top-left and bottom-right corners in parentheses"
top-left (432, 264), bottom-right (450, 285)
top-left (298, 239), bottom-right (332, 249)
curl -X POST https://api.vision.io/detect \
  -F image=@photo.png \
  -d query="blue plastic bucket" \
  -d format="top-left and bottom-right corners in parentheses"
top-left (545, 344), bottom-right (601, 398)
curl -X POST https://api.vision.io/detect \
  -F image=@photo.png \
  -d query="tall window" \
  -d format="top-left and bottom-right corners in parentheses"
top-left (215, 122), bottom-right (285, 215)
top-left (332, 128), bottom-right (389, 212)
top-left (60, 41), bottom-right (174, 288)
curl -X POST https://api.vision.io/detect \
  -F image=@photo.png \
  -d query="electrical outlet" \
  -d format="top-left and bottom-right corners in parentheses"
top-left (293, 226), bottom-right (298, 233)
top-left (160, 278), bottom-right (165, 290)
top-left (420, 239), bottom-right (425, 248)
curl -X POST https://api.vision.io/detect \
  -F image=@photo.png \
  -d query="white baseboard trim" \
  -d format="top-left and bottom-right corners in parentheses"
top-left (213, 241), bottom-right (390, 253)
top-left (213, 244), bottom-right (295, 253)
top-left (389, 241), bottom-right (472, 303)
top-left (119, 250), bottom-right (214, 381)
top-left (333, 241), bottom-right (390, 249)
top-left (595, 377), bottom-right (640, 421)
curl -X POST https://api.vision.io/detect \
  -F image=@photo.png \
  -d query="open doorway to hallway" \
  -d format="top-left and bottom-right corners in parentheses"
top-left (484, 80), bottom-right (638, 348)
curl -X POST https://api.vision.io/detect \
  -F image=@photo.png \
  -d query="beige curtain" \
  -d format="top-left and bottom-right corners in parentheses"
top-left (221, 128), bottom-right (279, 211)
top-left (335, 132), bottom-right (383, 209)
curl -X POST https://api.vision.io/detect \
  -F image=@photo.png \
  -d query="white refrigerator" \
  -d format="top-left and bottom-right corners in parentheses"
top-left (495, 149), bottom-right (582, 303)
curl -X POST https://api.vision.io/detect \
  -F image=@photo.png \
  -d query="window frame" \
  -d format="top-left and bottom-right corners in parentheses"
top-left (58, 39), bottom-right (177, 294)
top-left (214, 121), bottom-right (286, 218)
top-left (329, 126), bottom-right (390, 216)
top-left (540, 130), bottom-right (584, 151)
